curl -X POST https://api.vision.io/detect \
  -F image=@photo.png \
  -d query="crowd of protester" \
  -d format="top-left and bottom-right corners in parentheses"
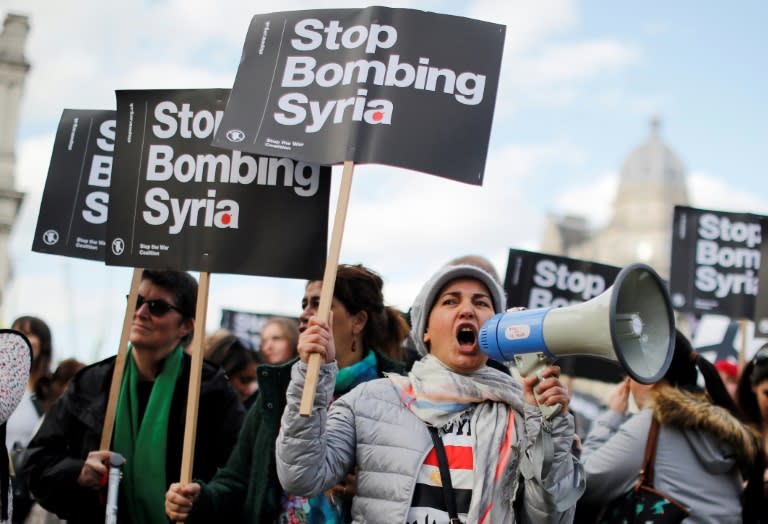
top-left (1, 261), bottom-right (767, 523)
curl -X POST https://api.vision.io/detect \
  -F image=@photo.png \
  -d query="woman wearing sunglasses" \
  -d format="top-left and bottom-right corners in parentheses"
top-left (22, 269), bottom-right (244, 524)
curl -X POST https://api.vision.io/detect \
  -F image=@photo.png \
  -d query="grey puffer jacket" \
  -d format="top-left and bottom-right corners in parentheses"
top-left (276, 361), bottom-right (584, 524)
top-left (581, 385), bottom-right (759, 524)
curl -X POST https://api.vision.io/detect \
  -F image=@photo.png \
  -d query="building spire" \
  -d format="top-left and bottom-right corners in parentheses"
top-left (650, 115), bottom-right (661, 138)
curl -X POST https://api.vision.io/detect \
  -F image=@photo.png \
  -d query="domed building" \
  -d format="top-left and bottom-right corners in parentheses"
top-left (541, 118), bottom-right (689, 279)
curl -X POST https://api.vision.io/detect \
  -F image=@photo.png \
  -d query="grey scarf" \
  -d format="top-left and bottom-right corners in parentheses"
top-left (387, 356), bottom-right (526, 522)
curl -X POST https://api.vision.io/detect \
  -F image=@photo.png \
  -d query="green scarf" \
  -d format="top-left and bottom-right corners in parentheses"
top-left (333, 348), bottom-right (378, 396)
top-left (113, 345), bottom-right (183, 524)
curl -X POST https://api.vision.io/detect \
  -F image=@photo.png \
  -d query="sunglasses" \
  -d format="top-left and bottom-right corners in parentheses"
top-left (130, 295), bottom-right (184, 317)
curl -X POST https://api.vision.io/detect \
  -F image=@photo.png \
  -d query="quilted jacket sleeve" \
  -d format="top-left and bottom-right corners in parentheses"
top-left (580, 408), bottom-right (648, 504)
top-left (275, 360), bottom-right (356, 496)
top-left (518, 406), bottom-right (586, 523)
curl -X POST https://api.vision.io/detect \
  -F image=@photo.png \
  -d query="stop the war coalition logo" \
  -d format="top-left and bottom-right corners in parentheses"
top-left (213, 7), bottom-right (505, 185)
top-left (105, 89), bottom-right (330, 279)
top-left (670, 206), bottom-right (763, 319)
top-left (33, 109), bottom-right (116, 261)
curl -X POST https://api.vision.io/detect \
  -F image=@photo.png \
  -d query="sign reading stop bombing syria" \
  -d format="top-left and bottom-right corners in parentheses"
top-left (212, 7), bottom-right (505, 185)
top-left (503, 249), bottom-right (621, 310)
top-left (105, 89), bottom-right (331, 279)
top-left (33, 109), bottom-right (116, 261)
top-left (670, 206), bottom-right (763, 319)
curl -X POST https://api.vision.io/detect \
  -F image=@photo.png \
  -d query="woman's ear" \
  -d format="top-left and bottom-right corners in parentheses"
top-left (352, 310), bottom-right (368, 335)
top-left (180, 317), bottom-right (194, 339)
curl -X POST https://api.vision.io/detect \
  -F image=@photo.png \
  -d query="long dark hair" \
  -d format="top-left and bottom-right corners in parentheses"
top-left (11, 316), bottom-right (54, 412)
top-left (205, 335), bottom-right (260, 377)
top-left (737, 344), bottom-right (768, 427)
top-left (671, 332), bottom-right (765, 523)
top-left (333, 264), bottom-right (410, 361)
top-left (665, 330), bottom-right (738, 413)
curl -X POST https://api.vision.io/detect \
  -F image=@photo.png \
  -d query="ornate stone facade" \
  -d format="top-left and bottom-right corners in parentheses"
top-left (0, 13), bottom-right (29, 303)
top-left (541, 118), bottom-right (689, 280)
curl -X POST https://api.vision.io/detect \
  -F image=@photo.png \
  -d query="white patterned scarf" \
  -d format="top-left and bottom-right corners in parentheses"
top-left (387, 355), bottom-right (527, 523)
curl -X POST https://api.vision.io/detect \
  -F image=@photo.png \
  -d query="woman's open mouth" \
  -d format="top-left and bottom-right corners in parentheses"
top-left (456, 325), bottom-right (477, 348)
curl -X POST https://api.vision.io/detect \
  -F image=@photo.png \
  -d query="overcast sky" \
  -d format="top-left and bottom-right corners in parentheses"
top-left (1, 0), bottom-right (766, 365)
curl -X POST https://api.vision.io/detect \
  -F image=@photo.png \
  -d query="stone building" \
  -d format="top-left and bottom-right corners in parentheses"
top-left (541, 118), bottom-right (689, 280)
top-left (0, 13), bottom-right (29, 304)
top-left (540, 119), bottom-right (693, 404)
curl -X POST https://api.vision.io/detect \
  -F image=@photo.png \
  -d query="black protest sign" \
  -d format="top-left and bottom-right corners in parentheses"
top-left (504, 249), bottom-right (621, 310)
top-left (33, 109), bottom-right (116, 261)
top-left (503, 249), bottom-right (624, 382)
top-left (220, 308), bottom-right (298, 351)
top-left (105, 89), bottom-right (330, 279)
top-left (754, 217), bottom-right (768, 336)
top-left (212, 7), bottom-right (505, 185)
top-left (669, 206), bottom-right (762, 318)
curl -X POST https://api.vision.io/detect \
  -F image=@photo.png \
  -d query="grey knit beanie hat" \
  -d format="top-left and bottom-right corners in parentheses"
top-left (409, 264), bottom-right (506, 356)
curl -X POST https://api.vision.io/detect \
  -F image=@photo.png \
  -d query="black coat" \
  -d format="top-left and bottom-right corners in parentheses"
top-left (22, 353), bottom-right (244, 523)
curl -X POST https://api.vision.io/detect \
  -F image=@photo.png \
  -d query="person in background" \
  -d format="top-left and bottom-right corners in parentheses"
top-left (581, 331), bottom-right (765, 523)
top-left (715, 358), bottom-right (740, 402)
top-left (737, 343), bottom-right (768, 503)
top-left (165, 263), bottom-right (410, 523)
top-left (19, 358), bottom-right (85, 524)
top-left (0, 331), bottom-right (33, 524)
top-left (205, 334), bottom-right (260, 408)
top-left (446, 253), bottom-right (503, 284)
top-left (5, 317), bottom-right (53, 450)
top-left (204, 328), bottom-right (234, 353)
top-left (49, 358), bottom-right (86, 401)
top-left (275, 263), bottom-right (583, 523)
top-left (259, 317), bottom-right (298, 365)
top-left (23, 269), bottom-right (244, 524)
top-left (6, 317), bottom-right (55, 523)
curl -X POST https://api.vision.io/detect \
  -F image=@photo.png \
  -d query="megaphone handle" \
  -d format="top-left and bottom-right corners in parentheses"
top-left (514, 352), bottom-right (562, 420)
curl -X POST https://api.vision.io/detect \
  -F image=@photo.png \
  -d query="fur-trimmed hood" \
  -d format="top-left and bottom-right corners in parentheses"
top-left (651, 384), bottom-right (759, 469)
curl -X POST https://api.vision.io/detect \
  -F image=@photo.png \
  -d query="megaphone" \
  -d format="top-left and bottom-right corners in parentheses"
top-left (479, 263), bottom-right (675, 418)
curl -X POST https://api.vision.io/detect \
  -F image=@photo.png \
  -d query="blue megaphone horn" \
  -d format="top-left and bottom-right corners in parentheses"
top-left (479, 263), bottom-right (675, 418)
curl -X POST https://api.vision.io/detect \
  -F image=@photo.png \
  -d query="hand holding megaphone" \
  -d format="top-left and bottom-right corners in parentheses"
top-left (479, 263), bottom-right (675, 419)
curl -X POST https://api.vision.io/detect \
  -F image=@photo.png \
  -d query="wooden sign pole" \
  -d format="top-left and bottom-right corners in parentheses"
top-left (179, 271), bottom-right (211, 483)
top-left (738, 318), bottom-right (749, 371)
top-left (100, 267), bottom-right (143, 450)
top-left (299, 160), bottom-right (355, 417)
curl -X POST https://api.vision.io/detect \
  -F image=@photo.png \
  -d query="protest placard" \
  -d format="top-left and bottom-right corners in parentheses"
top-left (212, 8), bottom-right (505, 414)
top-left (212, 7), bottom-right (505, 185)
top-left (504, 248), bottom-right (622, 310)
top-left (220, 308), bottom-right (298, 351)
top-left (669, 205), bottom-right (762, 319)
top-left (754, 217), bottom-right (768, 336)
top-left (33, 109), bottom-right (115, 260)
top-left (503, 249), bottom-right (625, 382)
top-left (105, 89), bottom-right (331, 279)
